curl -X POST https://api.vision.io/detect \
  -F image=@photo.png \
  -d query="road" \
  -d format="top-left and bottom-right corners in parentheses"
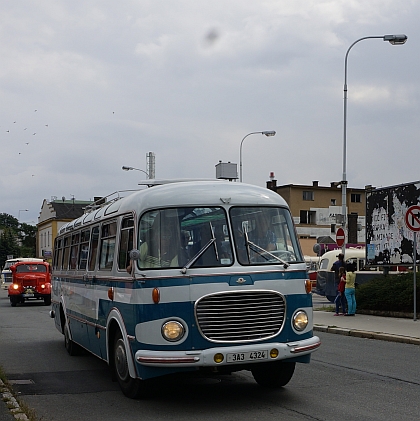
top-left (0, 289), bottom-right (419, 421)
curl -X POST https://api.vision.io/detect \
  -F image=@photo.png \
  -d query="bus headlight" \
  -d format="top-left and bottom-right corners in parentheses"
top-left (292, 311), bottom-right (308, 332)
top-left (161, 321), bottom-right (185, 342)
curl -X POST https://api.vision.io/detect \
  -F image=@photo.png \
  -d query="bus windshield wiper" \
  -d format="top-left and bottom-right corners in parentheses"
top-left (244, 231), bottom-right (290, 268)
top-left (181, 223), bottom-right (218, 274)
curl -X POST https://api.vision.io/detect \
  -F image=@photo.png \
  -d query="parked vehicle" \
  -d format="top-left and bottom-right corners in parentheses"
top-left (315, 248), bottom-right (380, 302)
top-left (50, 180), bottom-right (320, 398)
top-left (8, 261), bottom-right (52, 307)
top-left (304, 255), bottom-right (319, 289)
top-left (1, 257), bottom-right (44, 290)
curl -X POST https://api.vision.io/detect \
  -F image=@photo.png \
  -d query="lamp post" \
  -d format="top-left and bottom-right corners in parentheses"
top-left (239, 131), bottom-right (276, 182)
top-left (341, 34), bottom-right (407, 254)
top-left (18, 209), bottom-right (28, 220)
top-left (122, 166), bottom-right (149, 178)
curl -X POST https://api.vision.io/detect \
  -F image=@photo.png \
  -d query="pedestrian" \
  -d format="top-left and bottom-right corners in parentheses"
top-left (344, 261), bottom-right (357, 316)
top-left (334, 266), bottom-right (347, 315)
top-left (331, 252), bottom-right (345, 304)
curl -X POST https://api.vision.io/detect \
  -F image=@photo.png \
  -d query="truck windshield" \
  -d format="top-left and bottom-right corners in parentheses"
top-left (16, 265), bottom-right (47, 273)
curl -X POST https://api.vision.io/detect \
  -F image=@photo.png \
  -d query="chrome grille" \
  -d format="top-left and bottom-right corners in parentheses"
top-left (195, 291), bottom-right (286, 343)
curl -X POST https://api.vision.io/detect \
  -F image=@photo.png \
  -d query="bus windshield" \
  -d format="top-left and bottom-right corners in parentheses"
top-left (137, 205), bottom-right (302, 269)
top-left (230, 206), bottom-right (302, 265)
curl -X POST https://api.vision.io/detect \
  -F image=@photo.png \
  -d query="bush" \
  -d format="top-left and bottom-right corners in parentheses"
top-left (356, 273), bottom-right (420, 313)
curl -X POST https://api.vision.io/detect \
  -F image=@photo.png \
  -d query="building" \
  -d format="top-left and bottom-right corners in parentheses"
top-left (37, 198), bottom-right (93, 261)
top-left (266, 177), bottom-right (366, 256)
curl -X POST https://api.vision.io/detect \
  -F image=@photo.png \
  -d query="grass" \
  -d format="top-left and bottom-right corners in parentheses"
top-left (0, 364), bottom-right (38, 421)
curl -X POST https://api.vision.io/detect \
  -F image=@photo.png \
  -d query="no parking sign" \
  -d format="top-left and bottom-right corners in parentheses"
top-left (405, 205), bottom-right (419, 321)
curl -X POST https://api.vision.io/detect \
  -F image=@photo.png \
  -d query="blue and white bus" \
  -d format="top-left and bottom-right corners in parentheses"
top-left (51, 180), bottom-right (320, 398)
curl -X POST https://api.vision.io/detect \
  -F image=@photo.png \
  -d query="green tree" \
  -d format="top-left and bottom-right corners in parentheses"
top-left (0, 227), bottom-right (20, 268)
top-left (0, 213), bottom-right (37, 267)
top-left (0, 213), bottom-right (19, 230)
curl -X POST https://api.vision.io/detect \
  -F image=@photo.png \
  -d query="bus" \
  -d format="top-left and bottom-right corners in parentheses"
top-left (1, 257), bottom-right (44, 290)
top-left (50, 180), bottom-right (320, 398)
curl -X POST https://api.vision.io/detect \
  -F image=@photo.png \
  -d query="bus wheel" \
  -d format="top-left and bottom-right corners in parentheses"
top-left (252, 361), bottom-right (295, 388)
top-left (10, 297), bottom-right (18, 307)
top-left (113, 330), bottom-right (144, 399)
top-left (64, 322), bottom-right (82, 356)
top-left (44, 296), bottom-right (51, 306)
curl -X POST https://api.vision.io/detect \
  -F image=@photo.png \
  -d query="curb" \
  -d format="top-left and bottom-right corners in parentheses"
top-left (313, 325), bottom-right (420, 346)
top-left (0, 379), bottom-right (29, 420)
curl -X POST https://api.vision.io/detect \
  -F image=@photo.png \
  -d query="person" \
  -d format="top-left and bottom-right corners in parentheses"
top-left (344, 262), bottom-right (357, 316)
top-left (251, 215), bottom-right (277, 252)
top-left (178, 230), bottom-right (191, 266)
top-left (139, 228), bottom-right (179, 268)
top-left (334, 266), bottom-right (347, 315)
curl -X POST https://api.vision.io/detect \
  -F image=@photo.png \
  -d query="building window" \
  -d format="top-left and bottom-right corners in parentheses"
top-left (331, 199), bottom-right (336, 206)
top-left (300, 210), bottom-right (316, 224)
top-left (331, 224), bottom-right (336, 233)
top-left (303, 191), bottom-right (314, 201)
top-left (351, 193), bottom-right (361, 203)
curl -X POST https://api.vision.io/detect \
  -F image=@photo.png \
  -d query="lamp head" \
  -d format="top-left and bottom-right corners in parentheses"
top-left (383, 34), bottom-right (407, 45)
top-left (122, 166), bottom-right (132, 171)
top-left (262, 131), bottom-right (276, 137)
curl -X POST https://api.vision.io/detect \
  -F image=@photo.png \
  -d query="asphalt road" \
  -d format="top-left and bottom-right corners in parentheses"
top-left (0, 289), bottom-right (419, 421)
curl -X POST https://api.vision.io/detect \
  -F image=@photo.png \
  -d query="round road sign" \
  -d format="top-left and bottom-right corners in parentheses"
top-left (336, 227), bottom-right (345, 247)
top-left (405, 205), bottom-right (420, 232)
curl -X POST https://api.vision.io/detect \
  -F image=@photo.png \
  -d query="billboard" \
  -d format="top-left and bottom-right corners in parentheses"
top-left (365, 181), bottom-right (420, 266)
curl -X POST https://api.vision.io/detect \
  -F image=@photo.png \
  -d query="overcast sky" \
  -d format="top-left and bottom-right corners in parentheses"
top-left (1, 1), bottom-right (419, 224)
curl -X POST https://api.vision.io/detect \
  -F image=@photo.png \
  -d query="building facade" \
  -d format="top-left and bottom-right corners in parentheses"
top-left (37, 199), bottom-right (93, 261)
top-left (267, 179), bottom-right (366, 256)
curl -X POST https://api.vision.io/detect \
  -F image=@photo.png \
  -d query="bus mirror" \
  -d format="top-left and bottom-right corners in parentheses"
top-left (129, 249), bottom-right (140, 261)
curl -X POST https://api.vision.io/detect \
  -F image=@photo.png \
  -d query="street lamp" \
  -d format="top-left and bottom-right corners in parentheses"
top-left (239, 131), bottom-right (276, 182)
top-left (122, 166), bottom-right (149, 178)
top-left (341, 34), bottom-right (407, 254)
top-left (18, 209), bottom-right (28, 220)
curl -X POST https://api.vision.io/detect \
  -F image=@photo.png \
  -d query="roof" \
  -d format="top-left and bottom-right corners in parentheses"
top-left (50, 201), bottom-right (92, 220)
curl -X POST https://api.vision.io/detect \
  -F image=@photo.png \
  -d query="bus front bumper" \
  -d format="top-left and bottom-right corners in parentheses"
top-left (135, 336), bottom-right (321, 367)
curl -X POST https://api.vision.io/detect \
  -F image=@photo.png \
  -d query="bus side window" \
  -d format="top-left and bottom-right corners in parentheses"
top-left (118, 216), bottom-right (134, 272)
top-left (69, 233), bottom-right (80, 270)
top-left (78, 229), bottom-right (90, 270)
top-left (99, 221), bottom-right (117, 270)
top-left (88, 226), bottom-right (100, 271)
top-left (62, 236), bottom-right (71, 270)
top-left (53, 238), bottom-right (63, 270)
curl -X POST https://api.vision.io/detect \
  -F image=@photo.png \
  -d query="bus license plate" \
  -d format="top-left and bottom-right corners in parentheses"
top-left (23, 293), bottom-right (34, 298)
top-left (227, 350), bottom-right (268, 363)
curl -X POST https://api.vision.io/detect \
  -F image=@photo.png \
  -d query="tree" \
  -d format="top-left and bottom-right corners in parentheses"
top-left (0, 227), bottom-right (20, 268)
top-left (0, 213), bottom-right (37, 267)
top-left (0, 213), bottom-right (19, 231)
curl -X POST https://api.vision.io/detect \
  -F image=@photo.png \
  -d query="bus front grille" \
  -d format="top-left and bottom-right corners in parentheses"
top-left (195, 291), bottom-right (286, 343)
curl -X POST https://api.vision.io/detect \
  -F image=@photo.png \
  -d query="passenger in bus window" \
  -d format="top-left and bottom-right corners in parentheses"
top-left (139, 228), bottom-right (179, 268)
top-left (250, 215), bottom-right (277, 252)
top-left (178, 230), bottom-right (191, 266)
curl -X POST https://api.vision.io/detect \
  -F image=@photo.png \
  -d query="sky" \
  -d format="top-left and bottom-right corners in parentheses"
top-left (1, 1), bottom-right (419, 225)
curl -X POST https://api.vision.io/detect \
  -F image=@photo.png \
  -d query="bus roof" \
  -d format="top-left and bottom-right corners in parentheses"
top-left (58, 181), bottom-right (289, 234)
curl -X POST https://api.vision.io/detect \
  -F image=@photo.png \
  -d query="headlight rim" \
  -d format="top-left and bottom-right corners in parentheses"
top-left (292, 310), bottom-right (309, 332)
top-left (161, 320), bottom-right (186, 342)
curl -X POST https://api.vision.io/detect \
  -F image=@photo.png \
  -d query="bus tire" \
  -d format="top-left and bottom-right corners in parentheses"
top-left (64, 322), bottom-right (82, 356)
top-left (113, 330), bottom-right (144, 399)
top-left (252, 361), bottom-right (295, 388)
top-left (44, 296), bottom-right (51, 306)
top-left (10, 297), bottom-right (18, 307)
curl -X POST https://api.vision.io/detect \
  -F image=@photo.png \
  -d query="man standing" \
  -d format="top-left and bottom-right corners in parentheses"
top-left (331, 253), bottom-right (346, 288)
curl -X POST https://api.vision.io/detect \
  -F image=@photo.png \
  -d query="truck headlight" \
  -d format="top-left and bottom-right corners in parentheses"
top-left (161, 321), bottom-right (185, 342)
top-left (293, 311), bottom-right (308, 331)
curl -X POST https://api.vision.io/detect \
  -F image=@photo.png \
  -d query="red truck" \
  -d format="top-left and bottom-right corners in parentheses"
top-left (8, 261), bottom-right (52, 307)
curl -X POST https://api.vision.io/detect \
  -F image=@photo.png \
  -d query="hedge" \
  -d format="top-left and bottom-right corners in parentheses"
top-left (356, 273), bottom-right (420, 313)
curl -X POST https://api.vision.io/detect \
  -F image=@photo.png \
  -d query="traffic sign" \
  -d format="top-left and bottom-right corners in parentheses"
top-left (336, 227), bottom-right (345, 247)
top-left (405, 205), bottom-right (420, 232)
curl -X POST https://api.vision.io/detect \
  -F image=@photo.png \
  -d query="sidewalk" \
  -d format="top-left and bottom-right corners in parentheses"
top-left (313, 310), bottom-right (420, 345)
